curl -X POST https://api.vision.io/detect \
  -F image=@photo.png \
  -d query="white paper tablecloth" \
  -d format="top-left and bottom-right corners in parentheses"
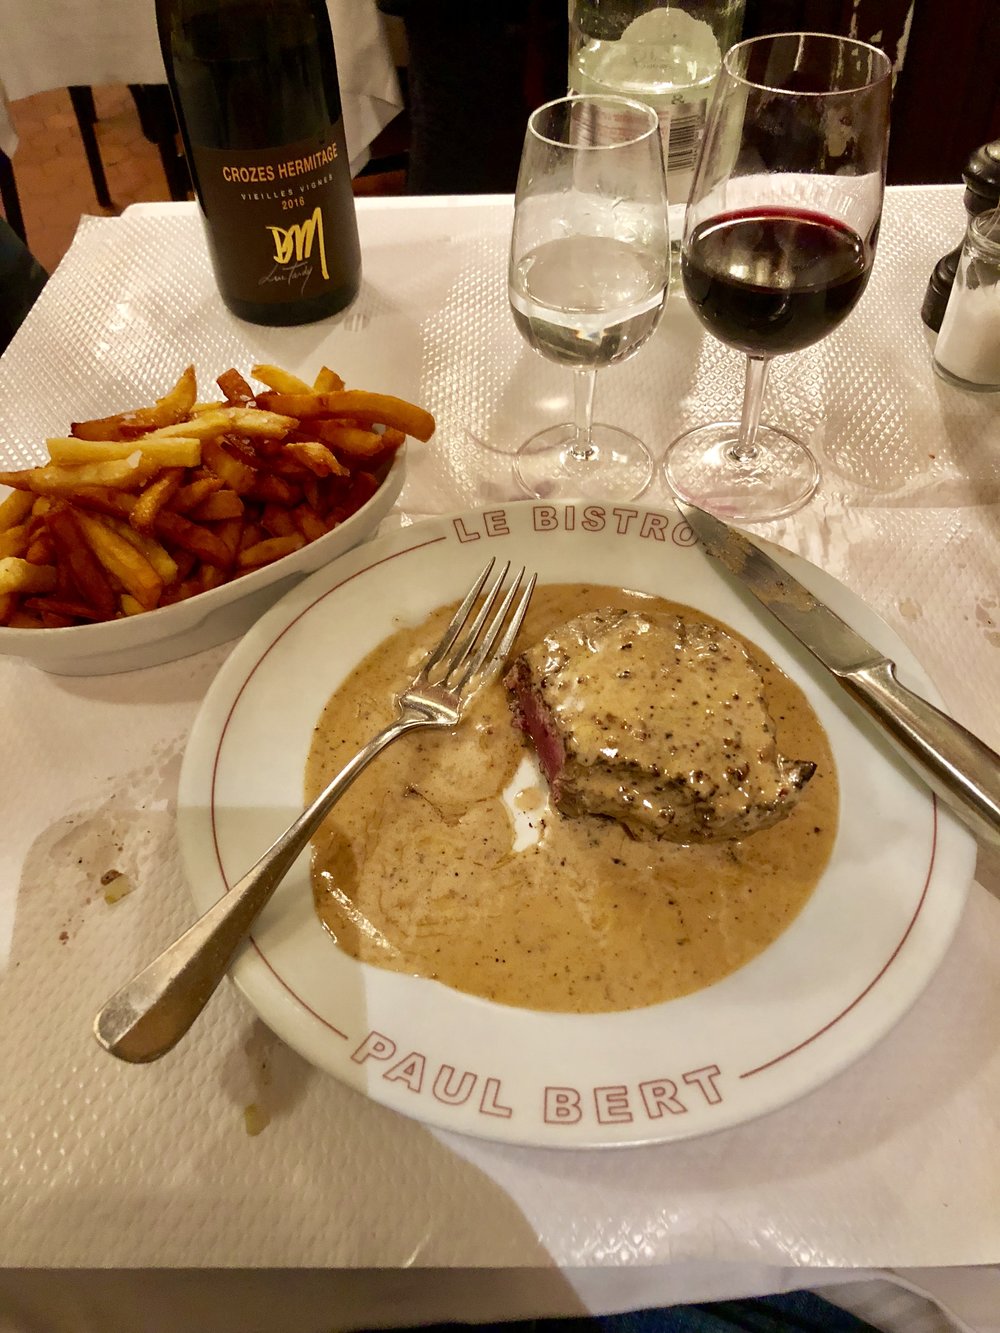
top-left (0, 0), bottom-right (402, 168)
top-left (0, 191), bottom-right (998, 1330)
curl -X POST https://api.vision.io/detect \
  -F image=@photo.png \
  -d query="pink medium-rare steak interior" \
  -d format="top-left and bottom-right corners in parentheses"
top-left (505, 656), bottom-right (567, 795)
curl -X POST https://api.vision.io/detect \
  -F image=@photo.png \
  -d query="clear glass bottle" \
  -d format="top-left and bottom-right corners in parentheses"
top-left (568, 0), bottom-right (745, 244)
top-left (933, 207), bottom-right (1000, 392)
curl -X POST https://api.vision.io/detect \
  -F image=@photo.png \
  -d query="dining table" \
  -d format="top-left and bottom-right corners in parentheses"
top-left (0, 186), bottom-right (998, 1333)
top-left (0, 0), bottom-right (402, 172)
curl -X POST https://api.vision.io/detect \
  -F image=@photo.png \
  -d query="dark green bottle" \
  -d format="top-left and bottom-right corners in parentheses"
top-left (156, 0), bottom-right (362, 326)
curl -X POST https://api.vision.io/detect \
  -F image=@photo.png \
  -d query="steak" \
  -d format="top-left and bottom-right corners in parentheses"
top-left (504, 607), bottom-right (815, 842)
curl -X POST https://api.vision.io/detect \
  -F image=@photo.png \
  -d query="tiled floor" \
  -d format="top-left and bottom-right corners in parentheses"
top-left (3, 84), bottom-right (407, 277)
top-left (5, 86), bottom-right (177, 275)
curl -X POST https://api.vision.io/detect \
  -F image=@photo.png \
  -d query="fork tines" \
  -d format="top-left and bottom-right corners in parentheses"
top-left (422, 560), bottom-right (536, 692)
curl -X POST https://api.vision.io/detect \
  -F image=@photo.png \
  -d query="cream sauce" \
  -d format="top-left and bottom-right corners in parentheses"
top-left (306, 583), bottom-right (838, 1014)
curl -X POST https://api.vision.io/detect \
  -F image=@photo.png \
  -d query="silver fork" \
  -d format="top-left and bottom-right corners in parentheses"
top-left (94, 560), bottom-right (536, 1064)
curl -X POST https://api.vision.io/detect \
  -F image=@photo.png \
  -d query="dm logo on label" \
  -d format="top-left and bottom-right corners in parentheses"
top-left (266, 206), bottom-right (330, 280)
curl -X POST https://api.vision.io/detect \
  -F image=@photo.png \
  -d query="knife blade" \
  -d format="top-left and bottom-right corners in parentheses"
top-left (676, 499), bottom-right (1000, 848)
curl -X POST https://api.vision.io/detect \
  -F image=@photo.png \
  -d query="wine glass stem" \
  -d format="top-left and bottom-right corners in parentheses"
top-left (733, 355), bottom-right (771, 465)
top-left (571, 366), bottom-right (598, 461)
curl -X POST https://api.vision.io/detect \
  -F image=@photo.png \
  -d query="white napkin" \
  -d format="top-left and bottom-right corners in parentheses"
top-left (0, 1), bottom-right (401, 170)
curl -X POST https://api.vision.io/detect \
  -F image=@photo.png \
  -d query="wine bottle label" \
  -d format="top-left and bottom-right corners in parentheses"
top-left (188, 125), bottom-right (355, 307)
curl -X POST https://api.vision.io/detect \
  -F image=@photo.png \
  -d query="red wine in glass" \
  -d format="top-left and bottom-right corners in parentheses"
top-left (662, 32), bottom-right (891, 524)
top-left (682, 207), bottom-right (871, 357)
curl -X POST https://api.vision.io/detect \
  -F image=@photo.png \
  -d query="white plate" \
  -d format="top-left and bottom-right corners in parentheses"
top-left (177, 501), bottom-right (976, 1147)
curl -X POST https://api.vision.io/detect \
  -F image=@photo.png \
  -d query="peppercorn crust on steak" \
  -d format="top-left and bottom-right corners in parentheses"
top-left (504, 607), bottom-right (816, 842)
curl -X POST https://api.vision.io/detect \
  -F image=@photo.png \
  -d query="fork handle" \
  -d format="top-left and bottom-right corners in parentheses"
top-left (94, 715), bottom-right (428, 1063)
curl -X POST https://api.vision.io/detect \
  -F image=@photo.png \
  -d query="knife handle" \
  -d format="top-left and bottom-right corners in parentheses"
top-left (841, 660), bottom-right (1000, 848)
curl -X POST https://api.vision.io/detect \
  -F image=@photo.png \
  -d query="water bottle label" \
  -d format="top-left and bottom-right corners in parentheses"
top-left (659, 98), bottom-right (708, 178)
top-left (188, 124), bottom-right (357, 307)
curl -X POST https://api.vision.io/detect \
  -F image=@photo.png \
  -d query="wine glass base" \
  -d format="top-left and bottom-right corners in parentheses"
top-left (514, 423), bottom-right (654, 501)
top-left (663, 421), bottom-right (820, 524)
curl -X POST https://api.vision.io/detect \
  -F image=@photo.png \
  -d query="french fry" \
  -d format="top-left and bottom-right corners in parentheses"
top-left (170, 476), bottom-right (224, 512)
top-left (160, 578), bottom-right (201, 606)
top-left (24, 594), bottom-right (105, 624)
top-left (70, 418), bottom-right (147, 443)
top-left (292, 504), bottom-right (327, 541)
top-left (75, 513), bottom-right (163, 610)
top-left (216, 369), bottom-right (256, 406)
top-left (61, 485), bottom-right (137, 518)
top-left (213, 518), bottom-right (244, 565)
top-left (71, 365), bottom-right (197, 440)
top-left (0, 556), bottom-right (57, 596)
top-left (0, 489), bottom-right (35, 532)
top-left (44, 505), bottom-right (118, 620)
top-left (251, 364), bottom-right (314, 394)
top-left (380, 427), bottom-right (407, 451)
top-left (0, 457), bottom-right (159, 495)
top-left (261, 504), bottom-right (297, 537)
top-left (144, 407), bottom-right (296, 441)
top-left (171, 547), bottom-right (198, 584)
top-left (248, 472), bottom-right (300, 505)
top-left (238, 521), bottom-right (264, 552)
top-left (302, 477), bottom-right (324, 513)
top-left (313, 366), bottom-right (346, 393)
top-left (199, 564), bottom-right (226, 592)
top-left (34, 604), bottom-right (78, 628)
top-left (25, 532), bottom-right (55, 565)
top-left (284, 441), bottom-right (349, 477)
top-left (202, 437), bottom-right (257, 494)
top-left (0, 524), bottom-right (30, 559)
top-left (338, 470), bottom-right (380, 517)
top-left (47, 437), bottom-right (202, 468)
top-left (130, 468), bottom-right (186, 535)
top-left (237, 533), bottom-right (305, 568)
top-left (261, 449), bottom-right (319, 479)
top-left (7, 608), bottom-right (45, 628)
top-left (256, 390), bottom-right (435, 441)
top-left (191, 490), bottom-right (243, 521)
top-left (0, 592), bottom-right (14, 624)
top-left (154, 510), bottom-right (233, 568)
top-left (139, 364), bottom-right (198, 425)
top-left (223, 434), bottom-right (260, 464)
top-left (106, 518), bottom-right (180, 587)
top-left (309, 421), bottom-right (386, 458)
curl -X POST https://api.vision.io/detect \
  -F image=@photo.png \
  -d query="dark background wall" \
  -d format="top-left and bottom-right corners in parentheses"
top-left (381, 0), bottom-right (1000, 193)
top-left (743, 0), bottom-right (1000, 185)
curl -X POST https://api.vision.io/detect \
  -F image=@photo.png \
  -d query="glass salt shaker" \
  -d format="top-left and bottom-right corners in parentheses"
top-left (921, 139), bottom-right (1000, 332)
top-left (933, 207), bottom-right (1000, 392)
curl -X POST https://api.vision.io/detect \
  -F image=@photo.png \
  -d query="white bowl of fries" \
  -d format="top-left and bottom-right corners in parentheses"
top-left (0, 363), bottom-right (432, 675)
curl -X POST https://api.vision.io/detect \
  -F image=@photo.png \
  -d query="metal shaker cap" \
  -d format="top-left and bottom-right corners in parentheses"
top-left (963, 139), bottom-right (1000, 214)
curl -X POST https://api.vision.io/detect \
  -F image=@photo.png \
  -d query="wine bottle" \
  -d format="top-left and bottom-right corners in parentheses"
top-left (156, 0), bottom-right (361, 326)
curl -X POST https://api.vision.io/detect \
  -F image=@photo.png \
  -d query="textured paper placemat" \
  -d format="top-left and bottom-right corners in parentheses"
top-left (0, 192), bottom-right (998, 1270)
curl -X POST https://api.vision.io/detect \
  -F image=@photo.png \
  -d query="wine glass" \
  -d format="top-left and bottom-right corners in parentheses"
top-left (663, 32), bottom-right (892, 523)
top-left (508, 94), bottom-right (670, 500)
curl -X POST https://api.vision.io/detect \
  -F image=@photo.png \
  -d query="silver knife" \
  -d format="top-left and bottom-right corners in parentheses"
top-left (676, 499), bottom-right (1000, 849)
